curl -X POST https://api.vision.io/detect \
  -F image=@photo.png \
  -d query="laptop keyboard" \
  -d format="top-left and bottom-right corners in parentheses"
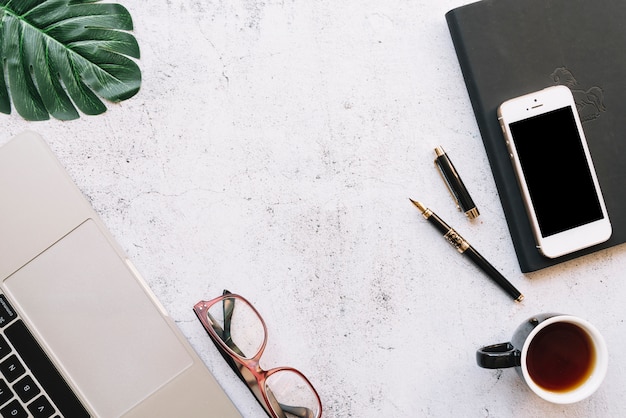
top-left (0, 295), bottom-right (89, 418)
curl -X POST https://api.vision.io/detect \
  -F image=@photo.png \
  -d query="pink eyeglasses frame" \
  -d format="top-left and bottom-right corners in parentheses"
top-left (193, 292), bottom-right (322, 418)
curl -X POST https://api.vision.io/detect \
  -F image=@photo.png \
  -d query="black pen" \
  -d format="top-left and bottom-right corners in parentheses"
top-left (409, 199), bottom-right (524, 302)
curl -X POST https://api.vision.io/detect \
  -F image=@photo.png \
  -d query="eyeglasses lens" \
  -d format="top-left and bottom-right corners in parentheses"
top-left (207, 296), bottom-right (265, 359)
top-left (266, 370), bottom-right (321, 418)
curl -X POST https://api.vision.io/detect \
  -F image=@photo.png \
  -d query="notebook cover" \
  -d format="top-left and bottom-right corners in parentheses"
top-left (446, 0), bottom-right (626, 272)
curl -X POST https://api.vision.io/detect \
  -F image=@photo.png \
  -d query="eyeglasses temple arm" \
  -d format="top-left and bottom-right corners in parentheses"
top-left (222, 291), bottom-right (234, 341)
top-left (192, 308), bottom-right (247, 383)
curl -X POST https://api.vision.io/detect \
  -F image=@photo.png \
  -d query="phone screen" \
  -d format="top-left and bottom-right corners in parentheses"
top-left (509, 106), bottom-right (603, 238)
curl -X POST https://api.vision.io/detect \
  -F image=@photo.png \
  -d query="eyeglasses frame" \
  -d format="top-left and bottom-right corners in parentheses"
top-left (193, 291), bottom-right (322, 418)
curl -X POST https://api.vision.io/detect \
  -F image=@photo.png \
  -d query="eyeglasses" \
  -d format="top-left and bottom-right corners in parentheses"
top-left (193, 290), bottom-right (322, 418)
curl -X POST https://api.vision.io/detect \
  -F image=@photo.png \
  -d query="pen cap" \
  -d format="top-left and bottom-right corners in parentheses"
top-left (434, 146), bottom-right (480, 219)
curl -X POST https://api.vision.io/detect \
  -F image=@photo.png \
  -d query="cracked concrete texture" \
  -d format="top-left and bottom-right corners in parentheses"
top-left (2, 1), bottom-right (626, 417)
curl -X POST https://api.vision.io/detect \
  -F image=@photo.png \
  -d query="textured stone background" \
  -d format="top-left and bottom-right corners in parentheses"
top-left (2, 1), bottom-right (625, 416)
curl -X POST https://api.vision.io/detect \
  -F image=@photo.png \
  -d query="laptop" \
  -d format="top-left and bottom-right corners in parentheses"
top-left (0, 131), bottom-right (242, 417)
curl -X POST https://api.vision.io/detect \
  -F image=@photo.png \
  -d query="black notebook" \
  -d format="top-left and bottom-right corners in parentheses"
top-left (446, 0), bottom-right (626, 272)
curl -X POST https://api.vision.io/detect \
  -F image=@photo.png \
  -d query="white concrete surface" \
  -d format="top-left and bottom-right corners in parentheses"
top-left (2, 1), bottom-right (626, 416)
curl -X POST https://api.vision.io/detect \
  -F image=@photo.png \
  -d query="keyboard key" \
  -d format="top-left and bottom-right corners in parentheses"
top-left (4, 321), bottom-right (89, 417)
top-left (0, 355), bottom-right (25, 383)
top-left (0, 296), bottom-right (16, 329)
top-left (27, 395), bottom-right (55, 418)
top-left (0, 336), bottom-right (11, 361)
top-left (13, 375), bottom-right (39, 403)
top-left (0, 399), bottom-right (26, 418)
top-left (0, 379), bottom-right (12, 405)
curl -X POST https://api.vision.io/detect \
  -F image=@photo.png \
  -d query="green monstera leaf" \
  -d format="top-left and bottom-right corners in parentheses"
top-left (0, 0), bottom-right (141, 121)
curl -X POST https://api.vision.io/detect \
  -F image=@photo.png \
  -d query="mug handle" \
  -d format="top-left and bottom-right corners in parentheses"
top-left (476, 342), bottom-right (521, 369)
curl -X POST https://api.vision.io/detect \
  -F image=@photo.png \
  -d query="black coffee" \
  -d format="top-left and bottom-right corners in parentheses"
top-left (526, 322), bottom-right (595, 392)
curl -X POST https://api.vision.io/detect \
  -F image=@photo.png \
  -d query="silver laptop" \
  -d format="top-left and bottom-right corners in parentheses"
top-left (0, 131), bottom-right (242, 417)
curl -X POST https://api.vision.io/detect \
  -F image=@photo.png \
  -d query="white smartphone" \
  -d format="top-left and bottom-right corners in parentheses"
top-left (497, 85), bottom-right (611, 258)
